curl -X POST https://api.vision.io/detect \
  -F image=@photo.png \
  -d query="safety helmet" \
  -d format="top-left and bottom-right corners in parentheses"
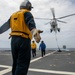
top-left (20, 0), bottom-right (33, 11)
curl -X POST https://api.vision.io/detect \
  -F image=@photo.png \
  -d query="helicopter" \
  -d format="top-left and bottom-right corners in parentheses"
top-left (35, 8), bottom-right (75, 33)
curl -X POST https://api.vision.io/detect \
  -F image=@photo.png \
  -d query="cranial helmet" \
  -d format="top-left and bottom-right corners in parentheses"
top-left (20, 0), bottom-right (33, 10)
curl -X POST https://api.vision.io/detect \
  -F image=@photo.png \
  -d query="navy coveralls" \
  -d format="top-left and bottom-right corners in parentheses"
top-left (0, 11), bottom-right (36, 75)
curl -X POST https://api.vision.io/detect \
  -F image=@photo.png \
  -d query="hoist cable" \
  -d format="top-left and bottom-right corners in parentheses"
top-left (54, 32), bottom-right (60, 51)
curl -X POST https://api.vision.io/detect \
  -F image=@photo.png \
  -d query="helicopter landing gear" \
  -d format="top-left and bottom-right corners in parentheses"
top-left (57, 28), bottom-right (60, 32)
top-left (58, 48), bottom-right (62, 52)
top-left (50, 29), bottom-right (52, 32)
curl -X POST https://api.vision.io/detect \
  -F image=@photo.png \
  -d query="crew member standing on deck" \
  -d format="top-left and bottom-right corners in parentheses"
top-left (39, 41), bottom-right (46, 57)
top-left (0, 0), bottom-right (43, 75)
top-left (31, 40), bottom-right (37, 57)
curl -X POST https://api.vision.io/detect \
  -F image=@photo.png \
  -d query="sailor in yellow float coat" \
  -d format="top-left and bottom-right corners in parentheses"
top-left (10, 9), bottom-right (32, 40)
top-left (31, 41), bottom-right (37, 57)
top-left (0, 0), bottom-right (43, 75)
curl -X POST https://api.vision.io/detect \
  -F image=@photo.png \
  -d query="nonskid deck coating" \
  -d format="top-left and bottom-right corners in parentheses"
top-left (0, 50), bottom-right (75, 75)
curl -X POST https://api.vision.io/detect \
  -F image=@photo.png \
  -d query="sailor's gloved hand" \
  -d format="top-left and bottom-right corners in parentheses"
top-left (31, 29), bottom-right (43, 43)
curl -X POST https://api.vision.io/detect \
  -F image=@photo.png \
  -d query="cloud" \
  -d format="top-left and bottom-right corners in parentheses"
top-left (0, 0), bottom-right (75, 48)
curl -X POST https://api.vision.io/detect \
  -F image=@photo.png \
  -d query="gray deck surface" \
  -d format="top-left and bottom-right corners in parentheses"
top-left (0, 50), bottom-right (75, 75)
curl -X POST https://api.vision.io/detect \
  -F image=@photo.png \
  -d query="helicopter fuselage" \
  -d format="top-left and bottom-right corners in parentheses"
top-left (50, 19), bottom-right (60, 32)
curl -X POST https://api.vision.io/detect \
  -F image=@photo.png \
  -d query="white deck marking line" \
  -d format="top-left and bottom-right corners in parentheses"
top-left (0, 68), bottom-right (12, 75)
top-left (0, 51), bottom-right (56, 74)
top-left (0, 65), bottom-right (12, 75)
top-left (0, 65), bottom-right (11, 68)
top-left (30, 51), bottom-right (56, 63)
top-left (0, 65), bottom-right (75, 75)
top-left (29, 68), bottom-right (75, 75)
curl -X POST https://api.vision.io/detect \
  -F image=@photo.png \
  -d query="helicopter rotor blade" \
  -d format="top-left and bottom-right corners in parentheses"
top-left (57, 13), bottom-right (75, 19)
top-left (56, 19), bottom-right (67, 23)
top-left (45, 21), bottom-right (51, 25)
top-left (34, 18), bottom-right (51, 20)
top-left (51, 8), bottom-right (55, 19)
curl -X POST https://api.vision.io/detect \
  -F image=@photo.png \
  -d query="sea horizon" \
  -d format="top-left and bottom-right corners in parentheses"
top-left (0, 48), bottom-right (75, 51)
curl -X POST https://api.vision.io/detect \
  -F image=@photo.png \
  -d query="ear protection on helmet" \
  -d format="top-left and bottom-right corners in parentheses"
top-left (20, 1), bottom-right (33, 10)
top-left (26, 1), bottom-right (33, 10)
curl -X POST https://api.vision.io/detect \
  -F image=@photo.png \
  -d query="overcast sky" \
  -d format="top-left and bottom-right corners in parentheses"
top-left (0, 0), bottom-right (75, 48)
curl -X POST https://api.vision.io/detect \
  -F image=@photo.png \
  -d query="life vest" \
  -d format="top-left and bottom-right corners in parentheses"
top-left (31, 43), bottom-right (37, 49)
top-left (10, 9), bottom-right (32, 40)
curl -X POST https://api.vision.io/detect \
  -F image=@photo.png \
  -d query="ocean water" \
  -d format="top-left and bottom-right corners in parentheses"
top-left (0, 48), bottom-right (75, 51)
top-left (0, 48), bottom-right (11, 51)
top-left (46, 48), bottom-right (75, 51)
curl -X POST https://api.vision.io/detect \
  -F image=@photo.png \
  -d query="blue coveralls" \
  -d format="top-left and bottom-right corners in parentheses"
top-left (39, 42), bottom-right (46, 57)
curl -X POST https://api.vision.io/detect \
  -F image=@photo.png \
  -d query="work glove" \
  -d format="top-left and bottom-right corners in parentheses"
top-left (31, 29), bottom-right (43, 43)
